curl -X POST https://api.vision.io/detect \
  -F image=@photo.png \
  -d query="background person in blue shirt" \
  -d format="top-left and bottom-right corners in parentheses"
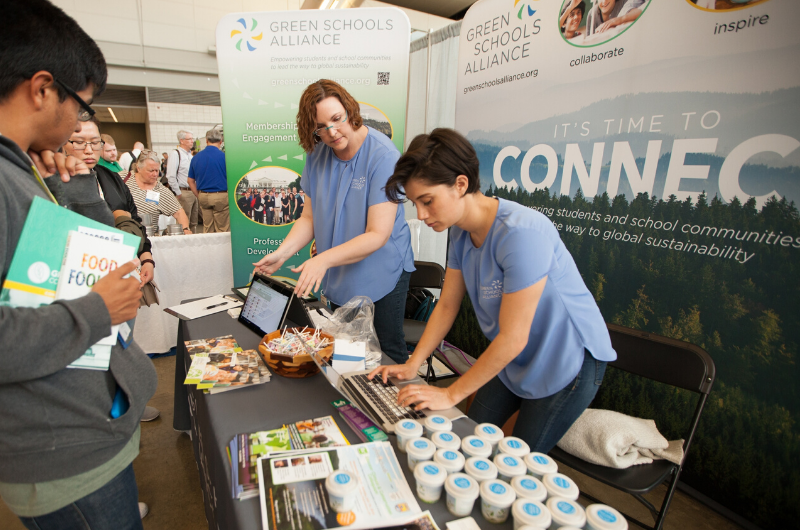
top-left (369, 128), bottom-right (616, 452)
top-left (254, 79), bottom-right (415, 363)
top-left (188, 127), bottom-right (229, 233)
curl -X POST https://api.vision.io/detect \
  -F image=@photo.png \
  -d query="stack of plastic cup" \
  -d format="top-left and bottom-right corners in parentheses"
top-left (546, 497), bottom-right (586, 529)
top-left (394, 419), bottom-right (423, 453)
top-left (434, 448), bottom-right (466, 475)
top-left (414, 462), bottom-right (448, 503)
top-left (325, 470), bottom-right (359, 513)
top-left (480, 479), bottom-right (518, 523)
top-left (524, 452), bottom-right (559, 479)
top-left (542, 473), bottom-right (580, 501)
top-left (464, 456), bottom-right (499, 484)
top-left (431, 431), bottom-right (461, 451)
top-left (474, 423), bottom-right (504, 456)
top-left (512, 499), bottom-right (551, 529)
top-left (585, 504), bottom-right (628, 530)
top-left (461, 435), bottom-right (493, 459)
top-left (444, 473), bottom-right (480, 517)
top-left (424, 415), bottom-right (452, 438)
top-left (406, 437), bottom-right (436, 472)
top-left (494, 453), bottom-right (527, 483)
top-left (511, 475), bottom-right (547, 502)
top-left (498, 436), bottom-right (531, 458)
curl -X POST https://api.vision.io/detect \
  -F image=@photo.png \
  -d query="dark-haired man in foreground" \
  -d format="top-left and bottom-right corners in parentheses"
top-left (0, 1), bottom-right (157, 529)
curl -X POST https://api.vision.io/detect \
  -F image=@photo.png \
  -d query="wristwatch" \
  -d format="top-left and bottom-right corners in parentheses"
top-left (140, 258), bottom-right (155, 269)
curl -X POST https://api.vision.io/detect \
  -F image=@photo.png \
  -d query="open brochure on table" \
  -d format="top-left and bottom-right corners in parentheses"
top-left (257, 441), bottom-right (422, 530)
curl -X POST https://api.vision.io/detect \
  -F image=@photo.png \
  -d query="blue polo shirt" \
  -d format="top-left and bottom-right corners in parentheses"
top-left (300, 127), bottom-right (415, 305)
top-left (447, 198), bottom-right (616, 399)
top-left (188, 145), bottom-right (227, 192)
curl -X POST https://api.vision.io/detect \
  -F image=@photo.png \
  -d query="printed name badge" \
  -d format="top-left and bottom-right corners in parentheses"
top-left (145, 190), bottom-right (160, 204)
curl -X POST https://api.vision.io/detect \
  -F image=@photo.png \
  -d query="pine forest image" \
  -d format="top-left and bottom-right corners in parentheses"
top-left (445, 184), bottom-right (800, 528)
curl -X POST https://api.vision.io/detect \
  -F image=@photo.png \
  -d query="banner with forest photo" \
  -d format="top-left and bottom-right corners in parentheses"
top-left (453, 0), bottom-right (800, 527)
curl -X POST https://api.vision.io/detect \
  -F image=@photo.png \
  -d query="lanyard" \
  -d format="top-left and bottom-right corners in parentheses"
top-left (30, 164), bottom-right (58, 204)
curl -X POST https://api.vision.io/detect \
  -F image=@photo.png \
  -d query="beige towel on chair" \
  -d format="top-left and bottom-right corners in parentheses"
top-left (557, 409), bottom-right (685, 469)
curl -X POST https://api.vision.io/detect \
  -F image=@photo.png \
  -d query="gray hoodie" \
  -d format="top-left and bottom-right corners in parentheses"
top-left (0, 135), bottom-right (157, 483)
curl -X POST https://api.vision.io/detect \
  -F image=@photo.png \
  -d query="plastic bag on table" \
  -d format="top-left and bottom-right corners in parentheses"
top-left (320, 296), bottom-right (382, 370)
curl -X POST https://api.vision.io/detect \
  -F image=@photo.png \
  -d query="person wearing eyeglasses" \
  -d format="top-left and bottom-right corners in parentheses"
top-left (166, 130), bottom-right (198, 233)
top-left (0, 1), bottom-right (157, 528)
top-left (254, 79), bottom-right (415, 364)
top-left (62, 118), bottom-right (157, 288)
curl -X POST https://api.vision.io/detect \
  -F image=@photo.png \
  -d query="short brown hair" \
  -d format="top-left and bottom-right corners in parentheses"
top-left (385, 128), bottom-right (480, 203)
top-left (296, 79), bottom-right (363, 154)
top-left (100, 134), bottom-right (115, 146)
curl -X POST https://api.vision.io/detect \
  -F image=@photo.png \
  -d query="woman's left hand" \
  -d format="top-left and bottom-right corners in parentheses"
top-left (396, 383), bottom-right (458, 411)
top-left (291, 254), bottom-right (330, 297)
top-left (140, 262), bottom-right (154, 284)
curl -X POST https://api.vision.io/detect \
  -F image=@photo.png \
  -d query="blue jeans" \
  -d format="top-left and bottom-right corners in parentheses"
top-left (468, 349), bottom-right (607, 453)
top-left (330, 269), bottom-right (411, 364)
top-left (19, 464), bottom-right (142, 530)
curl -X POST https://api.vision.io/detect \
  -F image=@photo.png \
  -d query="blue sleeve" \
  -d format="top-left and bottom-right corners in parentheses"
top-left (188, 158), bottom-right (196, 180)
top-left (367, 147), bottom-right (400, 208)
top-left (446, 233), bottom-right (462, 271)
top-left (496, 225), bottom-right (558, 293)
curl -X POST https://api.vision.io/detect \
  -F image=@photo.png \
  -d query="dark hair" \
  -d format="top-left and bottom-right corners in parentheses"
top-left (296, 79), bottom-right (363, 154)
top-left (561, 1), bottom-right (586, 31)
top-left (385, 128), bottom-right (480, 204)
top-left (0, 0), bottom-right (107, 102)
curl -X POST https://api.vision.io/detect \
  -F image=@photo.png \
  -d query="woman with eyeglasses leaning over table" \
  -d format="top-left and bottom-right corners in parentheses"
top-left (253, 79), bottom-right (415, 364)
top-left (368, 128), bottom-right (617, 452)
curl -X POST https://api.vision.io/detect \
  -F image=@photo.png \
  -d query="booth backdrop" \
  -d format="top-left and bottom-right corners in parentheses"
top-left (452, 0), bottom-right (800, 527)
top-left (216, 8), bottom-right (410, 287)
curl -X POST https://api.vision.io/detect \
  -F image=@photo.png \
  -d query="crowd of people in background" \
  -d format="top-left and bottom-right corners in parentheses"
top-left (237, 186), bottom-right (304, 225)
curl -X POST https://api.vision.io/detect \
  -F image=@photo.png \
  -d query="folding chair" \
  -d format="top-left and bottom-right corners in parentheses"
top-left (401, 261), bottom-right (449, 382)
top-left (548, 323), bottom-right (715, 530)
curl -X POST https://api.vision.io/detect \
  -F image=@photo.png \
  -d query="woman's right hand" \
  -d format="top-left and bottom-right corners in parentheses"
top-left (368, 361), bottom-right (420, 384)
top-left (253, 249), bottom-right (287, 276)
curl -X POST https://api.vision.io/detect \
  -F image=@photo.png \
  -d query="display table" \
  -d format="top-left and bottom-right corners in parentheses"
top-left (133, 232), bottom-right (234, 354)
top-left (173, 309), bottom-right (514, 530)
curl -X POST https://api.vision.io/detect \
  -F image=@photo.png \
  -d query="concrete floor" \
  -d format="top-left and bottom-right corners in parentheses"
top-left (0, 357), bottom-right (743, 530)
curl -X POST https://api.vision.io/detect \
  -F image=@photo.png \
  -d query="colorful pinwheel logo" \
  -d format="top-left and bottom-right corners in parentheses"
top-left (231, 18), bottom-right (262, 52)
top-left (514, 0), bottom-right (538, 19)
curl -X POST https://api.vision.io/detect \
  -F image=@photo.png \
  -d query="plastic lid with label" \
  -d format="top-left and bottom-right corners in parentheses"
top-left (498, 436), bottom-right (530, 458)
top-left (512, 499), bottom-right (552, 529)
top-left (325, 470), bottom-right (359, 497)
top-left (394, 418), bottom-right (423, 438)
top-left (493, 453), bottom-right (527, 479)
top-left (586, 504), bottom-right (628, 530)
top-left (464, 456), bottom-right (498, 481)
top-left (424, 414), bottom-right (453, 433)
top-left (524, 452), bottom-right (558, 476)
top-left (474, 423), bottom-right (504, 443)
top-left (444, 472), bottom-right (480, 500)
top-left (460, 435), bottom-right (493, 458)
top-left (546, 497), bottom-right (586, 528)
top-left (542, 473), bottom-right (580, 501)
top-left (432, 430), bottom-right (462, 451)
top-left (479, 479), bottom-right (517, 508)
top-left (414, 461), bottom-right (447, 487)
top-left (433, 448), bottom-right (466, 473)
top-left (406, 437), bottom-right (436, 460)
top-left (511, 475), bottom-right (547, 502)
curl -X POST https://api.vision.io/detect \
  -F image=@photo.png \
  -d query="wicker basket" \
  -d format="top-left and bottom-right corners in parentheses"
top-left (257, 328), bottom-right (334, 378)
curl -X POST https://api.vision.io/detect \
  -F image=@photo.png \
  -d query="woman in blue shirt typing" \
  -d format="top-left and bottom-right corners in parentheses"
top-left (254, 80), bottom-right (415, 363)
top-left (369, 129), bottom-right (616, 452)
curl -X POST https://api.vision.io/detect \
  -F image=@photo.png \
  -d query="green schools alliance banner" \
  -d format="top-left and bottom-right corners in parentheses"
top-left (455, 0), bottom-right (800, 527)
top-left (216, 8), bottom-right (409, 286)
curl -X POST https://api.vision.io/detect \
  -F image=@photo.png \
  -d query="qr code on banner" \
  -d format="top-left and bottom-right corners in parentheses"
top-left (377, 72), bottom-right (390, 85)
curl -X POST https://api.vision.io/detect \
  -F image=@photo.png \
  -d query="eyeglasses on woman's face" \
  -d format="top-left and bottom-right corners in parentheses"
top-left (314, 112), bottom-right (348, 137)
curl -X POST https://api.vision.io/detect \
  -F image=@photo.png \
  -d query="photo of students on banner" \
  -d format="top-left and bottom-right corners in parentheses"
top-left (560, 0), bottom-right (650, 46)
top-left (234, 168), bottom-right (303, 226)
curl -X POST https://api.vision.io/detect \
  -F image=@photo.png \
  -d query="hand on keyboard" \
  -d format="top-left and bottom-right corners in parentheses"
top-left (397, 383), bottom-right (458, 412)
top-left (368, 361), bottom-right (420, 385)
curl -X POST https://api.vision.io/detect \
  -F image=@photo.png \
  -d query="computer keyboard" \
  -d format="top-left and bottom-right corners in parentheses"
top-left (342, 374), bottom-right (427, 429)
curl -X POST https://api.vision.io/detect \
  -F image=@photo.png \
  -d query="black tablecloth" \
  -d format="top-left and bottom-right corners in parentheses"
top-left (172, 309), bottom-right (514, 529)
